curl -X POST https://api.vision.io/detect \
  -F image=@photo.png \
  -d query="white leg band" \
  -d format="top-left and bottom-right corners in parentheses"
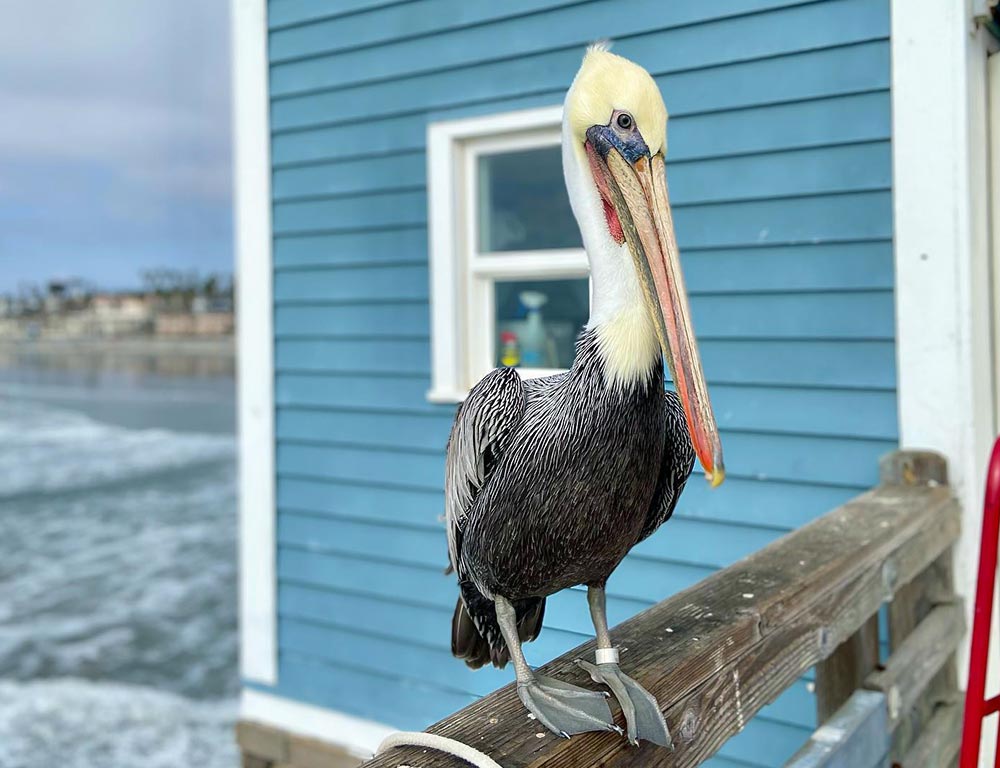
top-left (595, 647), bottom-right (619, 665)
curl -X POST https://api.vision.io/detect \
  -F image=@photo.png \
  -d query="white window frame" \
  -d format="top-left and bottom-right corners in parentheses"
top-left (427, 105), bottom-right (589, 403)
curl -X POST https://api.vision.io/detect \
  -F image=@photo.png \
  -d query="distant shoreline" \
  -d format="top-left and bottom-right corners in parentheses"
top-left (0, 336), bottom-right (235, 358)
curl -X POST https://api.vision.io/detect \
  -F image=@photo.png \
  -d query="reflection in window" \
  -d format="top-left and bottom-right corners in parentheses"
top-left (477, 147), bottom-right (581, 252)
top-left (495, 279), bottom-right (589, 369)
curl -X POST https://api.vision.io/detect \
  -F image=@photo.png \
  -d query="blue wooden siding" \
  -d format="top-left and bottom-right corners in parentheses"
top-left (257, 1), bottom-right (895, 765)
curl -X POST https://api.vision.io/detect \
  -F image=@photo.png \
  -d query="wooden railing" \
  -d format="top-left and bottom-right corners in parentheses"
top-left (363, 451), bottom-right (963, 768)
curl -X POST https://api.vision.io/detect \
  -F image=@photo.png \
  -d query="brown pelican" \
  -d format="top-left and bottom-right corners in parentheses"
top-left (446, 46), bottom-right (725, 747)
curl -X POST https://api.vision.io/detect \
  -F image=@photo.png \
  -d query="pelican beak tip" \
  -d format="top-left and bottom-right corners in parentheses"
top-left (706, 465), bottom-right (725, 488)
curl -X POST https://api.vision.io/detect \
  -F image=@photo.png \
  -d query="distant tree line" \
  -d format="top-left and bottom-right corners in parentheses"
top-left (140, 270), bottom-right (233, 311)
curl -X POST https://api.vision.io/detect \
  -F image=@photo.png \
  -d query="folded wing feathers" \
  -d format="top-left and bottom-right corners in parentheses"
top-left (444, 367), bottom-right (527, 573)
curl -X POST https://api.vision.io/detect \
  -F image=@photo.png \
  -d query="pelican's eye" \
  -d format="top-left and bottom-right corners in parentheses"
top-left (615, 111), bottom-right (634, 131)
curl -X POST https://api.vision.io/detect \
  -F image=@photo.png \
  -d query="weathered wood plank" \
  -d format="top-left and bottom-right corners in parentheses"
top-left (237, 719), bottom-right (363, 768)
top-left (363, 476), bottom-right (959, 768)
top-left (863, 602), bottom-right (965, 732)
top-left (815, 615), bottom-right (879, 722)
top-left (784, 689), bottom-right (888, 768)
top-left (887, 552), bottom-right (956, 647)
top-left (289, 734), bottom-right (366, 768)
top-left (898, 701), bottom-right (962, 768)
top-left (626, 510), bottom-right (957, 768)
top-left (237, 721), bottom-right (289, 763)
top-left (879, 450), bottom-right (948, 487)
top-left (885, 551), bottom-right (959, 760)
top-left (786, 558), bottom-right (961, 767)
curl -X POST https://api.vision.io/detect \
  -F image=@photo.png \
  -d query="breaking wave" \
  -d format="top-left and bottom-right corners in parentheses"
top-left (0, 370), bottom-right (239, 767)
top-left (0, 679), bottom-right (237, 768)
top-left (0, 400), bottom-right (234, 498)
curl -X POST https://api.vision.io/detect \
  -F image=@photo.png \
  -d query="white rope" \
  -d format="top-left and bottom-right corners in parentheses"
top-left (375, 731), bottom-right (506, 768)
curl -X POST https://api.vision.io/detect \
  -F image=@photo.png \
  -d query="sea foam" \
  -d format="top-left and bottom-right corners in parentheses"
top-left (0, 679), bottom-right (237, 768)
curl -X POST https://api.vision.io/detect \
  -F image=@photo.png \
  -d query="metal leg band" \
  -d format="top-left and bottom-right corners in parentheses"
top-left (595, 647), bottom-right (619, 665)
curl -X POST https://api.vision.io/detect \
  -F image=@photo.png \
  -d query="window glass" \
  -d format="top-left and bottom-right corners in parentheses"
top-left (495, 278), bottom-right (588, 370)
top-left (477, 147), bottom-right (581, 252)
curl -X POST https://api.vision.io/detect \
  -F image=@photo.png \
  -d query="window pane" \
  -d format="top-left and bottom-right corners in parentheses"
top-left (478, 147), bottom-right (581, 252)
top-left (495, 278), bottom-right (588, 370)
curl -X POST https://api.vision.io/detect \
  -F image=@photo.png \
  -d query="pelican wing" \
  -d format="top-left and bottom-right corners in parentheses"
top-left (445, 367), bottom-right (526, 573)
top-left (638, 389), bottom-right (695, 543)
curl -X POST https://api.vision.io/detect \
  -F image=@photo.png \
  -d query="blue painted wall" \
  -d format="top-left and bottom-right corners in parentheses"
top-left (256, 1), bottom-right (895, 765)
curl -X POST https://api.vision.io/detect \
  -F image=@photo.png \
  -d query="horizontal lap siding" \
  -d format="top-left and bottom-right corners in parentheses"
top-left (261, 1), bottom-right (894, 764)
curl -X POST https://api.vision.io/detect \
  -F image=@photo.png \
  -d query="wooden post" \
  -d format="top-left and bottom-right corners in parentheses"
top-left (884, 553), bottom-right (960, 761)
top-left (878, 450), bottom-right (948, 488)
top-left (813, 451), bottom-right (949, 725)
top-left (864, 602), bottom-right (965, 731)
top-left (815, 615), bottom-right (880, 722)
top-left (878, 449), bottom-right (960, 763)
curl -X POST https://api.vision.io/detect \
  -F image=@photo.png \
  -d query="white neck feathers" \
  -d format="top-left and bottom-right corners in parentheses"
top-left (562, 114), bottom-right (661, 390)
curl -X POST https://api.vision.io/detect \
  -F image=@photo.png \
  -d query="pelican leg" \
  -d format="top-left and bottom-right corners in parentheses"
top-left (575, 586), bottom-right (672, 747)
top-left (494, 595), bottom-right (617, 738)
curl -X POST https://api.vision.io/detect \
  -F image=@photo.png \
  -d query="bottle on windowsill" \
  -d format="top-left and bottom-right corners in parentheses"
top-left (499, 331), bottom-right (520, 368)
top-left (518, 291), bottom-right (548, 368)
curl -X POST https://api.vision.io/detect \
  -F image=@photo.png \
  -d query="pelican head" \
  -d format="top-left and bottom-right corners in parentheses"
top-left (563, 45), bottom-right (724, 487)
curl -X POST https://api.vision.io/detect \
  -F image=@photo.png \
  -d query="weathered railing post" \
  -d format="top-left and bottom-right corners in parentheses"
top-left (873, 451), bottom-right (962, 766)
top-left (790, 451), bottom-right (963, 768)
top-left (815, 614), bottom-right (880, 722)
top-left (813, 451), bottom-right (952, 726)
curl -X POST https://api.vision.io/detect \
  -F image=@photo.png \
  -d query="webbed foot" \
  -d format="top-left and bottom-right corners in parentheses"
top-left (575, 659), bottom-right (672, 747)
top-left (517, 674), bottom-right (619, 738)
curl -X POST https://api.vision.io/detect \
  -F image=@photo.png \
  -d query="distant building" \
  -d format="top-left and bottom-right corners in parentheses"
top-left (192, 294), bottom-right (235, 315)
top-left (155, 311), bottom-right (233, 337)
top-left (88, 293), bottom-right (153, 337)
top-left (0, 282), bottom-right (233, 342)
top-left (195, 312), bottom-right (234, 335)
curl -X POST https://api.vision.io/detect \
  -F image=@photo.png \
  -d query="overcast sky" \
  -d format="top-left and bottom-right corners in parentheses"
top-left (0, 0), bottom-right (232, 293)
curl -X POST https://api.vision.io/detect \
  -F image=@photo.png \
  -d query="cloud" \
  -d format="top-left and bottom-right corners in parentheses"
top-left (0, 0), bottom-right (233, 291)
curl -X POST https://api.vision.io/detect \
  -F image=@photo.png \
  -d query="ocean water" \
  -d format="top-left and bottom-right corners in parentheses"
top-left (0, 351), bottom-right (239, 768)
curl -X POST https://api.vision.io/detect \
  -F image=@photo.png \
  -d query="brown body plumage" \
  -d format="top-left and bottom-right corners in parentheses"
top-left (448, 330), bottom-right (692, 668)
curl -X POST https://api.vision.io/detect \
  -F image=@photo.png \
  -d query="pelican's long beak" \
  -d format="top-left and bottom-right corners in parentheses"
top-left (585, 141), bottom-right (725, 487)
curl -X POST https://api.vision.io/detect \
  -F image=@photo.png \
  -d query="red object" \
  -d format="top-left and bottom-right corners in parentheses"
top-left (960, 437), bottom-right (1000, 767)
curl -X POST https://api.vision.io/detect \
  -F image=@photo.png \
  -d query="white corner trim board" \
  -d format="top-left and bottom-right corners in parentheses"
top-left (241, 689), bottom-right (397, 758)
top-left (891, 1), bottom-right (998, 762)
top-left (232, 0), bottom-right (277, 685)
